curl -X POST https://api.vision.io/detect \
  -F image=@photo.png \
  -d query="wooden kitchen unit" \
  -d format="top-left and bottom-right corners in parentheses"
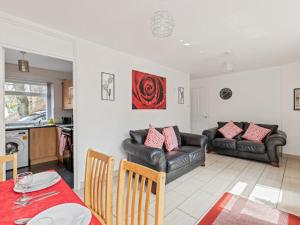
top-left (29, 127), bottom-right (58, 165)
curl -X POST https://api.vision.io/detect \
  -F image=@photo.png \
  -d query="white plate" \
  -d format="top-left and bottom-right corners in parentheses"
top-left (14, 171), bottom-right (61, 193)
top-left (27, 203), bottom-right (92, 225)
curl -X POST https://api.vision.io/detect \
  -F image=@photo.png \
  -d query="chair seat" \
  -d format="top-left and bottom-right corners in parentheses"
top-left (237, 140), bottom-right (265, 154)
top-left (212, 138), bottom-right (236, 150)
top-left (179, 146), bottom-right (203, 164)
top-left (166, 150), bottom-right (190, 172)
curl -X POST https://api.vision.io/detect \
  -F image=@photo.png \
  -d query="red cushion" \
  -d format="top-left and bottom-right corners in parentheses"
top-left (162, 127), bottom-right (179, 152)
top-left (218, 121), bottom-right (243, 139)
top-left (242, 123), bottom-right (271, 142)
top-left (144, 125), bottom-right (165, 149)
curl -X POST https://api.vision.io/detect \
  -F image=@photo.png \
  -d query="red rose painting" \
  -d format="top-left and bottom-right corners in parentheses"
top-left (132, 70), bottom-right (166, 109)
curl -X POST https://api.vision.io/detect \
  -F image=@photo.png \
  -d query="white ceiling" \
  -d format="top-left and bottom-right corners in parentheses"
top-left (5, 48), bottom-right (73, 73)
top-left (0, 0), bottom-right (300, 78)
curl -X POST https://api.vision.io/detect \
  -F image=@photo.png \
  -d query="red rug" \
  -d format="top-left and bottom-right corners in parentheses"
top-left (198, 192), bottom-right (300, 225)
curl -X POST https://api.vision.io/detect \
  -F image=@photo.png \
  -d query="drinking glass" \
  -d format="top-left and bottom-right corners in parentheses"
top-left (15, 172), bottom-right (33, 197)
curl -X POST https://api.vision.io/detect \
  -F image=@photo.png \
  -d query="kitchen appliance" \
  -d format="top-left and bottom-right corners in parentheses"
top-left (62, 117), bottom-right (72, 125)
top-left (5, 129), bottom-right (29, 170)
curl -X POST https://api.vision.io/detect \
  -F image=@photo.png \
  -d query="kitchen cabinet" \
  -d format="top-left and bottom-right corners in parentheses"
top-left (30, 127), bottom-right (58, 165)
top-left (63, 79), bottom-right (73, 109)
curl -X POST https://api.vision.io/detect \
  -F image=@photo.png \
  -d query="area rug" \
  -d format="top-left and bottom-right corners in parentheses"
top-left (198, 192), bottom-right (300, 225)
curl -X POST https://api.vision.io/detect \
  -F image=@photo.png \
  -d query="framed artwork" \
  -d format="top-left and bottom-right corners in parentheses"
top-left (178, 87), bottom-right (184, 104)
top-left (101, 72), bottom-right (115, 101)
top-left (132, 70), bottom-right (166, 109)
top-left (294, 88), bottom-right (300, 110)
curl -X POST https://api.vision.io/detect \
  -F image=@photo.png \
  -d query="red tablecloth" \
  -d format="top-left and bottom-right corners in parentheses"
top-left (0, 177), bottom-right (101, 225)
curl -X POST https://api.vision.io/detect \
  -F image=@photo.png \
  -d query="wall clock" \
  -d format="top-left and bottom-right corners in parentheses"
top-left (219, 88), bottom-right (232, 100)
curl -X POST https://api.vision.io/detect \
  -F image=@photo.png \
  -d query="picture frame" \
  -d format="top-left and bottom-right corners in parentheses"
top-left (101, 72), bottom-right (115, 101)
top-left (294, 88), bottom-right (300, 110)
top-left (178, 87), bottom-right (184, 104)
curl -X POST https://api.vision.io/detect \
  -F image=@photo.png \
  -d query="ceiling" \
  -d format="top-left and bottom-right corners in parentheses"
top-left (5, 48), bottom-right (73, 73)
top-left (0, 0), bottom-right (300, 78)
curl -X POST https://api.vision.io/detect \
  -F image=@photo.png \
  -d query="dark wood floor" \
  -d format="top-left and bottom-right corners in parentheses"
top-left (6, 161), bottom-right (74, 188)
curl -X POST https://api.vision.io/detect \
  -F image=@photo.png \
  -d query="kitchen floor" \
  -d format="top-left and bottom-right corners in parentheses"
top-left (6, 161), bottom-right (74, 188)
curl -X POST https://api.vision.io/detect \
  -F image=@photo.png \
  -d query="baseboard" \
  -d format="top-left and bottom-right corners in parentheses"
top-left (282, 153), bottom-right (300, 160)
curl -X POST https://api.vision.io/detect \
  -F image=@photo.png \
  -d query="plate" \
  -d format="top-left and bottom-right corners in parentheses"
top-left (14, 171), bottom-right (61, 193)
top-left (27, 203), bottom-right (92, 225)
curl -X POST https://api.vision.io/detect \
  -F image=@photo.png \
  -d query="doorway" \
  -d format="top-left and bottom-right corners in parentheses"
top-left (3, 48), bottom-right (75, 188)
top-left (191, 87), bottom-right (209, 134)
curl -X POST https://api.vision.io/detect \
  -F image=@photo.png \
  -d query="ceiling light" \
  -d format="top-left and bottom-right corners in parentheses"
top-left (151, 10), bottom-right (174, 38)
top-left (18, 51), bottom-right (29, 72)
top-left (183, 43), bottom-right (191, 46)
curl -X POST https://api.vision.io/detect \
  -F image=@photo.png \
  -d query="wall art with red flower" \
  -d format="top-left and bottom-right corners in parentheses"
top-left (132, 70), bottom-right (166, 109)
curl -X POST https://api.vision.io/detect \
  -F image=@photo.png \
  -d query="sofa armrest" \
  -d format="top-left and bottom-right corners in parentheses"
top-left (264, 130), bottom-right (287, 164)
top-left (123, 138), bottom-right (165, 166)
top-left (180, 132), bottom-right (208, 147)
top-left (202, 127), bottom-right (218, 142)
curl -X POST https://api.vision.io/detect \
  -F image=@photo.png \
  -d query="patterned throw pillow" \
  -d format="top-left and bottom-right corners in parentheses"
top-left (162, 127), bottom-right (179, 152)
top-left (242, 123), bottom-right (271, 142)
top-left (218, 121), bottom-right (243, 139)
top-left (144, 125), bottom-right (165, 149)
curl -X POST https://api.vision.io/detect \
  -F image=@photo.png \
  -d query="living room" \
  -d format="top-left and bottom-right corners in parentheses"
top-left (0, 1), bottom-right (299, 225)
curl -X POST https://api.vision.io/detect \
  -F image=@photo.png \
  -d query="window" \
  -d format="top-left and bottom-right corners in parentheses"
top-left (5, 81), bottom-right (50, 125)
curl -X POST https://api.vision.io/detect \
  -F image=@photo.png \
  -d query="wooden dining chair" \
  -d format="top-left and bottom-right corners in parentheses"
top-left (84, 149), bottom-right (114, 225)
top-left (0, 153), bottom-right (17, 182)
top-left (116, 160), bottom-right (166, 225)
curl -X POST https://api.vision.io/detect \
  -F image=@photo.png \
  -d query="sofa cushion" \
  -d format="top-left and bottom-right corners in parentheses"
top-left (212, 138), bottom-right (237, 150)
top-left (244, 122), bottom-right (278, 134)
top-left (144, 126), bottom-right (165, 149)
top-left (179, 146), bottom-right (203, 164)
top-left (130, 129), bottom-right (148, 144)
top-left (237, 140), bottom-right (266, 154)
top-left (218, 121), bottom-right (243, 139)
top-left (216, 122), bottom-right (244, 138)
top-left (242, 123), bottom-right (271, 142)
top-left (166, 150), bottom-right (190, 172)
top-left (163, 127), bottom-right (179, 152)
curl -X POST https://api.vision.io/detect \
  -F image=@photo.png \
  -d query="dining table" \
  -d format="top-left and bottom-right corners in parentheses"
top-left (0, 174), bottom-right (101, 225)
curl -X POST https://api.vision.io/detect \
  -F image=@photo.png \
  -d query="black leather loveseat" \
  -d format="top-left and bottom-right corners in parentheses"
top-left (203, 122), bottom-right (287, 167)
top-left (123, 126), bottom-right (207, 191)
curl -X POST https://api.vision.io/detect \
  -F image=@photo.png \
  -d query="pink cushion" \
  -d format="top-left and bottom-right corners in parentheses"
top-left (162, 127), bottom-right (179, 152)
top-left (218, 121), bottom-right (243, 139)
top-left (242, 123), bottom-right (271, 142)
top-left (144, 125), bottom-right (165, 149)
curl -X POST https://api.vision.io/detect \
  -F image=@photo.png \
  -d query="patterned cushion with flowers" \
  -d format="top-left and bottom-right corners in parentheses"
top-left (144, 125), bottom-right (165, 149)
top-left (218, 121), bottom-right (243, 139)
top-left (162, 126), bottom-right (179, 152)
top-left (242, 123), bottom-right (271, 142)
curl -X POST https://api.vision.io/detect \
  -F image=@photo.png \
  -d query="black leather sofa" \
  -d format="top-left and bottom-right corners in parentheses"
top-left (203, 122), bottom-right (287, 167)
top-left (123, 126), bottom-right (208, 192)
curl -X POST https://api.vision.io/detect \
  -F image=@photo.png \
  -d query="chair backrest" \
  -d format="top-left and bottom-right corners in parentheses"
top-left (84, 149), bottom-right (114, 225)
top-left (0, 153), bottom-right (17, 182)
top-left (116, 160), bottom-right (166, 225)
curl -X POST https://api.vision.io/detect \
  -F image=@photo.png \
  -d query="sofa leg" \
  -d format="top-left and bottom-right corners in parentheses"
top-left (200, 162), bottom-right (205, 167)
top-left (270, 162), bottom-right (279, 167)
top-left (207, 150), bottom-right (212, 154)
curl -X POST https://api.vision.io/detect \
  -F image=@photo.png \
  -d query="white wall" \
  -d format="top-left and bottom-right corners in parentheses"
top-left (0, 12), bottom-right (190, 187)
top-left (76, 40), bottom-right (190, 183)
top-left (5, 63), bottom-right (73, 122)
top-left (191, 63), bottom-right (300, 156)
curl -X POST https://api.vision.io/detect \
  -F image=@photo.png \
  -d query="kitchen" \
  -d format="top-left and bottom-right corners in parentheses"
top-left (4, 48), bottom-right (74, 187)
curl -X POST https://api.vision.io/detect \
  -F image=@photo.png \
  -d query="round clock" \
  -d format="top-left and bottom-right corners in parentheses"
top-left (220, 88), bottom-right (232, 100)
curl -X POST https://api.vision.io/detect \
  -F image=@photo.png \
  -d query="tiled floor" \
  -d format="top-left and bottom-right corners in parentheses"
top-left (76, 153), bottom-right (300, 225)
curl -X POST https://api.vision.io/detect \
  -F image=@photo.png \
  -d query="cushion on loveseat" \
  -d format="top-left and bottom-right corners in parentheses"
top-left (216, 122), bottom-right (244, 138)
top-left (236, 140), bottom-right (265, 154)
top-left (212, 138), bottom-right (236, 150)
top-left (166, 150), bottom-right (190, 172)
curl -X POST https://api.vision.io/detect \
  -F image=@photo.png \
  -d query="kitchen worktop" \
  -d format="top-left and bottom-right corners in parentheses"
top-left (5, 124), bottom-right (73, 131)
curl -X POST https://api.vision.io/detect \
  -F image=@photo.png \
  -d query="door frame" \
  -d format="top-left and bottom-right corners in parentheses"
top-left (0, 44), bottom-right (79, 189)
